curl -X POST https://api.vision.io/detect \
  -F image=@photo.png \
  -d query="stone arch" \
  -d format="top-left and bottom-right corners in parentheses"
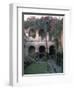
top-left (39, 29), bottom-right (46, 40)
top-left (39, 45), bottom-right (46, 58)
top-left (49, 45), bottom-right (56, 55)
top-left (28, 46), bottom-right (35, 55)
top-left (29, 28), bottom-right (36, 38)
top-left (39, 45), bottom-right (46, 53)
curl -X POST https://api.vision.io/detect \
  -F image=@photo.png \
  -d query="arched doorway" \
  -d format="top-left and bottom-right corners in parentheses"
top-left (39, 29), bottom-right (46, 40)
top-left (39, 46), bottom-right (45, 53)
top-left (29, 29), bottom-right (36, 38)
top-left (28, 46), bottom-right (35, 55)
top-left (39, 46), bottom-right (46, 58)
top-left (49, 45), bottom-right (55, 56)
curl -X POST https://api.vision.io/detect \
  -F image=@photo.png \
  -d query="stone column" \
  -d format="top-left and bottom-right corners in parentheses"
top-left (35, 30), bottom-right (39, 53)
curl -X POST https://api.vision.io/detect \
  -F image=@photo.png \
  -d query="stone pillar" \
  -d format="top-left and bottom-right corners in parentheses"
top-left (35, 30), bottom-right (39, 53)
top-left (35, 30), bottom-right (39, 41)
top-left (47, 32), bottom-right (49, 41)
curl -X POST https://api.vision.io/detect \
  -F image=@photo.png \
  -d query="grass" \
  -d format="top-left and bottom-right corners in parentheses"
top-left (24, 62), bottom-right (48, 74)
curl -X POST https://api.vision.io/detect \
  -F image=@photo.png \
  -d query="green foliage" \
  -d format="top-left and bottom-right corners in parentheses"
top-left (24, 17), bottom-right (50, 31)
top-left (24, 63), bottom-right (48, 74)
top-left (24, 17), bottom-right (63, 39)
top-left (52, 19), bottom-right (63, 38)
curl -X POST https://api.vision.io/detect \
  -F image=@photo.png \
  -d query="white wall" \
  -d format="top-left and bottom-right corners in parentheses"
top-left (0, 0), bottom-right (74, 90)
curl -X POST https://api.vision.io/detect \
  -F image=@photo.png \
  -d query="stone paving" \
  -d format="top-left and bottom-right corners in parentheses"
top-left (47, 59), bottom-right (62, 73)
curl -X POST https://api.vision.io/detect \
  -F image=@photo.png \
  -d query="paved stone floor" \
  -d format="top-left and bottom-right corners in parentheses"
top-left (47, 59), bottom-right (62, 73)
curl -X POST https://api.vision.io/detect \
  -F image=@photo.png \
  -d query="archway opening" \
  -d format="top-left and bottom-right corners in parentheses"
top-left (29, 29), bottom-right (36, 38)
top-left (39, 46), bottom-right (45, 53)
top-left (39, 46), bottom-right (46, 58)
top-left (28, 46), bottom-right (35, 55)
top-left (39, 29), bottom-right (46, 40)
top-left (49, 45), bottom-right (55, 55)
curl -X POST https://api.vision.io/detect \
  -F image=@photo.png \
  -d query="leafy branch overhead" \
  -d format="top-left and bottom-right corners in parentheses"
top-left (24, 16), bottom-right (63, 38)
